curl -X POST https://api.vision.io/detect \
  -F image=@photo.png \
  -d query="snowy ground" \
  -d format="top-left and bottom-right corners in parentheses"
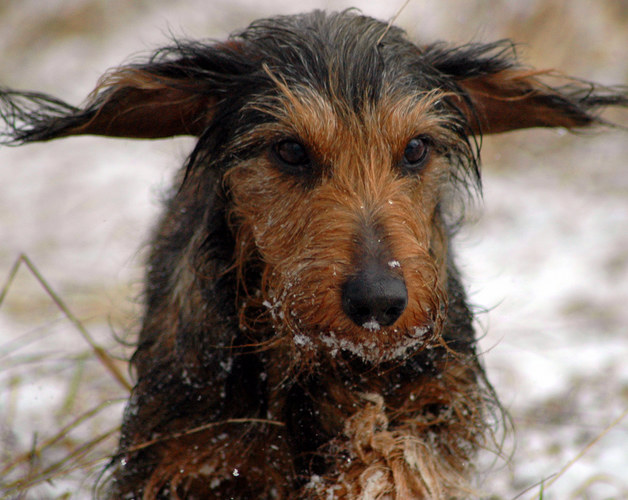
top-left (1, 1), bottom-right (627, 498)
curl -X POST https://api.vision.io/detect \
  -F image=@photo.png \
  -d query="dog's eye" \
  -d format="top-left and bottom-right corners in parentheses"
top-left (402, 136), bottom-right (430, 173)
top-left (273, 140), bottom-right (310, 171)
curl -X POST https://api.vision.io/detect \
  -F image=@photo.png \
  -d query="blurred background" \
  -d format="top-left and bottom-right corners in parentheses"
top-left (1, 1), bottom-right (627, 498)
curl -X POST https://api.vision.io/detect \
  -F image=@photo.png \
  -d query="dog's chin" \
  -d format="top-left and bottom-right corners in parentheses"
top-left (288, 322), bottom-right (437, 366)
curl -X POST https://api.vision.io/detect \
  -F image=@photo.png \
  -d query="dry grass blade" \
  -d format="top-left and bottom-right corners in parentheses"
top-left (0, 253), bottom-right (132, 392)
top-left (122, 417), bottom-right (286, 455)
top-left (376, 0), bottom-right (411, 45)
top-left (527, 405), bottom-right (628, 499)
top-left (2, 426), bottom-right (119, 494)
top-left (0, 399), bottom-right (122, 478)
top-left (1, 253), bottom-right (130, 497)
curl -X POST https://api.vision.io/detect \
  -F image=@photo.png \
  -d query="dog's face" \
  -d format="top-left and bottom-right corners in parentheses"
top-left (225, 86), bottom-right (465, 363)
top-left (202, 15), bottom-right (486, 365)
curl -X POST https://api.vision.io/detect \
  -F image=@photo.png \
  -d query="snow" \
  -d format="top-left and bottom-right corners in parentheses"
top-left (362, 318), bottom-right (382, 332)
top-left (464, 132), bottom-right (628, 498)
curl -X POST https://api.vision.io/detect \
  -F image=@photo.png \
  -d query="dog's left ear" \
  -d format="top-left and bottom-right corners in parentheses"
top-left (0, 42), bottom-right (248, 144)
top-left (456, 69), bottom-right (628, 135)
top-left (425, 42), bottom-right (628, 135)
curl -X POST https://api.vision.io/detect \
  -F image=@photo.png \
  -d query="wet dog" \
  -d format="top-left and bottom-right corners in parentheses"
top-left (2, 10), bottom-right (626, 499)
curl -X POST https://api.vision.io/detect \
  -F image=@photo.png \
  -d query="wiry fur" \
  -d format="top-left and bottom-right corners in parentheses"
top-left (1, 10), bottom-right (626, 499)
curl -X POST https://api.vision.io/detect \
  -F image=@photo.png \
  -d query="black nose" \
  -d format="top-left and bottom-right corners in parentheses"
top-left (341, 264), bottom-right (408, 329)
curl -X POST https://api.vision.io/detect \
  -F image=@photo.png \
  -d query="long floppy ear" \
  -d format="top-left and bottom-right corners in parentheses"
top-left (458, 69), bottom-right (628, 135)
top-left (0, 41), bottom-right (249, 144)
top-left (425, 41), bottom-right (628, 135)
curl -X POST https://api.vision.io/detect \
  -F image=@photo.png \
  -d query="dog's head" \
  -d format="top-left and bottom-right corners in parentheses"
top-left (2, 11), bottom-right (623, 365)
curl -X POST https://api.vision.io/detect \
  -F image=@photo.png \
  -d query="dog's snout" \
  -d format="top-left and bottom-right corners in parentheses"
top-left (341, 263), bottom-right (408, 328)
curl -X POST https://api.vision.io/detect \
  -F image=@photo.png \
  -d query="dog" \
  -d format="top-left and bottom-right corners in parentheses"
top-left (1, 10), bottom-right (626, 499)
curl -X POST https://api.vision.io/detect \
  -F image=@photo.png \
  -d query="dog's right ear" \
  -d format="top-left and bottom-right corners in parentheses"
top-left (0, 41), bottom-right (248, 144)
top-left (454, 68), bottom-right (628, 135)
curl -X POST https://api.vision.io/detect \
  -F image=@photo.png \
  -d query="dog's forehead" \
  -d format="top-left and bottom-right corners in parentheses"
top-left (239, 11), bottom-right (435, 105)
